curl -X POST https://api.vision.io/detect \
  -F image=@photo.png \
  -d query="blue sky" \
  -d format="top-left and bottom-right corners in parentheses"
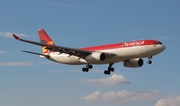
top-left (0, 0), bottom-right (180, 106)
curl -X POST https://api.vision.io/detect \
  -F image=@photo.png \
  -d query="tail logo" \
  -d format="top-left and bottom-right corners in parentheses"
top-left (42, 41), bottom-right (55, 53)
top-left (47, 41), bottom-right (54, 45)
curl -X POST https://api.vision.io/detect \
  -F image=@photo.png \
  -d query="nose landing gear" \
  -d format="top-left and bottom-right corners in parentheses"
top-left (147, 56), bottom-right (152, 64)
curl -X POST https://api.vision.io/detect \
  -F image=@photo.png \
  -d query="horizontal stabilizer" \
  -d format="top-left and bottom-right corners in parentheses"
top-left (22, 50), bottom-right (50, 58)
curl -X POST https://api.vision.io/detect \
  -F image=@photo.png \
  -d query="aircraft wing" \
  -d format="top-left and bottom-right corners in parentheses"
top-left (12, 34), bottom-right (116, 59)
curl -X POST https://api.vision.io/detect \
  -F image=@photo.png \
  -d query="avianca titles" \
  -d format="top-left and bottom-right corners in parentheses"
top-left (12, 29), bottom-right (166, 75)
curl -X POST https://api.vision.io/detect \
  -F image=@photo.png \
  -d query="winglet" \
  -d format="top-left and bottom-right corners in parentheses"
top-left (12, 34), bottom-right (20, 40)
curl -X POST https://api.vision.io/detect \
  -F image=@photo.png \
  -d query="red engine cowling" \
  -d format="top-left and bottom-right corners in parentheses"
top-left (123, 58), bottom-right (144, 68)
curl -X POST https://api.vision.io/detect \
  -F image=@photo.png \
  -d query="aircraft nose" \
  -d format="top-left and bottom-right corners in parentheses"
top-left (161, 45), bottom-right (166, 52)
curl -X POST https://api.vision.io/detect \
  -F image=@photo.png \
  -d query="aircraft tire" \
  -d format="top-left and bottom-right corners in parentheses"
top-left (108, 67), bottom-right (114, 72)
top-left (82, 67), bottom-right (89, 72)
top-left (89, 65), bottom-right (93, 69)
top-left (104, 70), bottom-right (111, 75)
top-left (147, 60), bottom-right (152, 64)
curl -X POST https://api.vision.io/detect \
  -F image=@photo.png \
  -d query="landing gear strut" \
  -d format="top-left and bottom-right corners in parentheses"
top-left (147, 56), bottom-right (152, 64)
top-left (82, 64), bottom-right (93, 72)
top-left (104, 63), bottom-right (114, 75)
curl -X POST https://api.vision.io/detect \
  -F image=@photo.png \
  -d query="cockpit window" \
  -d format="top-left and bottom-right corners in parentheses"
top-left (155, 41), bottom-right (162, 44)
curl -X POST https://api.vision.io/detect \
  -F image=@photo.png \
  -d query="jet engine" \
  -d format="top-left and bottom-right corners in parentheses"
top-left (123, 58), bottom-right (144, 68)
top-left (85, 52), bottom-right (106, 62)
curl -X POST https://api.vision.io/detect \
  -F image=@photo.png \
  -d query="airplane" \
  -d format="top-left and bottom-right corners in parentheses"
top-left (12, 29), bottom-right (166, 75)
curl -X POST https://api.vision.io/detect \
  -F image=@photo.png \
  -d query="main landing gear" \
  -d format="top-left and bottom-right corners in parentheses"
top-left (82, 64), bottom-right (93, 72)
top-left (147, 56), bottom-right (152, 64)
top-left (104, 63), bottom-right (114, 75)
top-left (82, 63), bottom-right (115, 75)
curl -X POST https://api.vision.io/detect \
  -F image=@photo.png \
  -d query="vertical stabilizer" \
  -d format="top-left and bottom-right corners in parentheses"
top-left (38, 29), bottom-right (55, 54)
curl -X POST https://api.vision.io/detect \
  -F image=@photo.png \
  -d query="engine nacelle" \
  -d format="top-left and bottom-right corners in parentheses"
top-left (85, 52), bottom-right (106, 62)
top-left (123, 58), bottom-right (144, 68)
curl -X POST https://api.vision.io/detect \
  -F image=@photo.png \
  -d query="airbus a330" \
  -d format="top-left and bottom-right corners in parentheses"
top-left (12, 29), bottom-right (166, 75)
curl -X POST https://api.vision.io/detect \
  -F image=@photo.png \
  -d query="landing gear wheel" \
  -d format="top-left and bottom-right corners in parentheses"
top-left (82, 64), bottom-right (93, 73)
top-left (82, 67), bottom-right (89, 72)
top-left (108, 67), bottom-right (114, 72)
top-left (147, 60), bottom-right (152, 64)
top-left (104, 70), bottom-right (111, 75)
top-left (104, 63), bottom-right (115, 75)
top-left (147, 56), bottom-right (153, 64)
top-left (89, 65), bottom-right (93, 69)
